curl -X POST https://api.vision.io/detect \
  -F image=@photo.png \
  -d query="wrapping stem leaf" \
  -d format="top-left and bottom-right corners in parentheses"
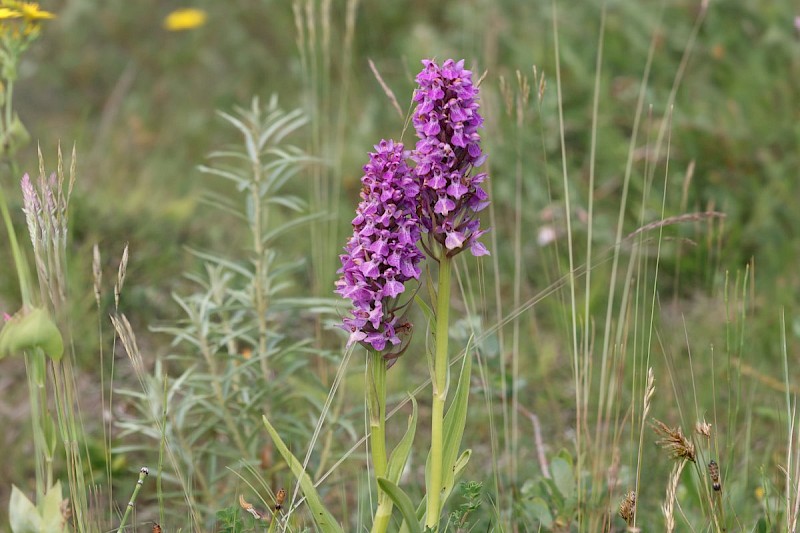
top-left (262, 415), bottom-right (343, 533)
top-left (0, 307), bottom-right (63, 360)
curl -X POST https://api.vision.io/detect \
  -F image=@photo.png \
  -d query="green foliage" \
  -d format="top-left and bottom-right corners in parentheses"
top-left (386, 395), bottom-right (419, 487)
top-left (425, 339), bottom-right (475, 524)
top-left (377, 479), bottom-right (422, 533)
top-left (115, 98), bottom-right (341, 527)
top-left (214, 505), bottom-right (245, 533)
top-left (446, 481), bottom-right (484, 531)
top-left (262, 415), bottom-right (343, 533)
top-left (8, 482), bottom-right (66, 533)
top-left (0, 307), bottom-right (63, 360)
top-left (518, 451), bottom-right (578, 531)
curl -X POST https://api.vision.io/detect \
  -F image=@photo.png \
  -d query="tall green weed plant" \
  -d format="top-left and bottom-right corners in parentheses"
top-left (115, 97), bottom-right (344, 529)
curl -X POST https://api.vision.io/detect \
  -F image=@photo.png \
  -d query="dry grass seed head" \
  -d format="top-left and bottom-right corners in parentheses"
top-left (695, 419), bottom-right (712, 438)
top-left (618, 490), bottom-right (636, 525)
top-left (651, 419), bottom-right (696, 463)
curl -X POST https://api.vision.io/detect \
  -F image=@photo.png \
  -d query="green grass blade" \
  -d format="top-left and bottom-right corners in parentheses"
top-left (262, 415), bottom-right (343, 533)
top-left (377, 478), bottom-right (422, 533)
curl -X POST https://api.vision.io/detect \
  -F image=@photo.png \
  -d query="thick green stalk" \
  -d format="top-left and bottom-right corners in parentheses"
top-left (368, 350), bottom-right (388, 477)
top-left (426, 255), bottom-right (452, 529)
top-left (368, 350), bottom-right (391, 533)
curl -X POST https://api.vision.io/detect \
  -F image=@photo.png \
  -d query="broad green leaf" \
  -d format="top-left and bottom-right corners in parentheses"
top-left (262, 416), bottom-right (343, 533)
top-left (526, 496), bottom-right (553, 528)
top-left (0, 308), bottom-right (63, 360)
top-left (550, 456), bottom-right (575, 501)
top-left (377, 478), bottom-right (422, 533)
top-left (39, 481), bottom-right (65, 533)
top-left (9, 485), bottom-right (41, 533)
top-left (386, 395), bottom-right (418, 484)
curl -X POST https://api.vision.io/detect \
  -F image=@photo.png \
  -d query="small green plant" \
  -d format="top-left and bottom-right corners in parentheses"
top-left (8, 481), bottom-right (67, 533)
top-left (517, 450), bottom-right (578, 531)
top-left (115, 96), bottom-right (340, 529)
top-left (446, 481), bottom-right (484, 531)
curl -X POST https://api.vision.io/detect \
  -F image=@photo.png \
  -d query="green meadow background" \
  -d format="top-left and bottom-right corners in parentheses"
top-left (1, 0), bottom-right (799, 530)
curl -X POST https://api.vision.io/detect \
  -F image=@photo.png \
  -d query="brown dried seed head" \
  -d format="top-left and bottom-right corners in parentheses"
top-left (695, 420), bottom-right (712, 438)
top-left (239, 494), bottom-right (266, 520)
top-left (651, 419), bottom-right (696, 463)
top-left (618, 490), bottom-right (636, 525)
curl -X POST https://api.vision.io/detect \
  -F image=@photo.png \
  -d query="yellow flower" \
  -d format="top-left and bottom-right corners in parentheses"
top-left (0, 7), bottom-right (22, 18)
top-left (163, 8), bottom-right (206, 31)
top-left (18, 2), bottom-right (55, 20)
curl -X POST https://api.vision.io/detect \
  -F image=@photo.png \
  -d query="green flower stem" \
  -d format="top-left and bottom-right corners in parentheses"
top-left (368, 350), bottom-right (391, 533)
top-left (426, 255), bottom-right (452, 530)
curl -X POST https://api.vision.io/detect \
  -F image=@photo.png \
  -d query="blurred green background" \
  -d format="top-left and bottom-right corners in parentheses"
top-left (1, 0), bottom-right (799, 529)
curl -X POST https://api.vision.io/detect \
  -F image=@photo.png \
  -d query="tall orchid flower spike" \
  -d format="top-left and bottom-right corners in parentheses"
top-left (412, 58), bottom-right (490, 259)
top-left (335, 139), bottom-right (423, 355)
top-left (411, 58), bottom-right (489, 530)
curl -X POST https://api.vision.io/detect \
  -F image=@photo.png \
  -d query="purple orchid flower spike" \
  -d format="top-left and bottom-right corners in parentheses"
top-left (412, 58), bottom-right (490, 259)
top-left (335, 140), bottom-right (424, 353)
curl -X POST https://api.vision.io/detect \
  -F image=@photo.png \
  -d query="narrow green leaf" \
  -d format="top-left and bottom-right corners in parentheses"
top-left (386, 395), bottom-right (418, 484)
top-left (377, 478), bottom-right (422, 533)
top-left (398, 494), bottom-right (427, 533)
top-left (262, 416), bottom-right (343, 533)
top-left (414, 294), bottom-right (434, 325)
top-left (440, 338), bottom-right (473, 498)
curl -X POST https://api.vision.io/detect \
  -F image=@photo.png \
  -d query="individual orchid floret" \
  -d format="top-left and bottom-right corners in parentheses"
top-left (411, 58), bottom-right (490, 258)
top-left (335, 140), bottom-right (423, 352)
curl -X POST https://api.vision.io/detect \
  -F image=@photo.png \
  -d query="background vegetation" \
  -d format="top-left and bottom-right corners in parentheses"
top-left (1, 0), bottom-right (799, 530)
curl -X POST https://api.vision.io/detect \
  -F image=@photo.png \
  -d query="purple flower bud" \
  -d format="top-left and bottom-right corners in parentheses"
top-left (335, 140), bottom-right (423, 352)
top-left (411, 59), bottom-right (490, 258)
